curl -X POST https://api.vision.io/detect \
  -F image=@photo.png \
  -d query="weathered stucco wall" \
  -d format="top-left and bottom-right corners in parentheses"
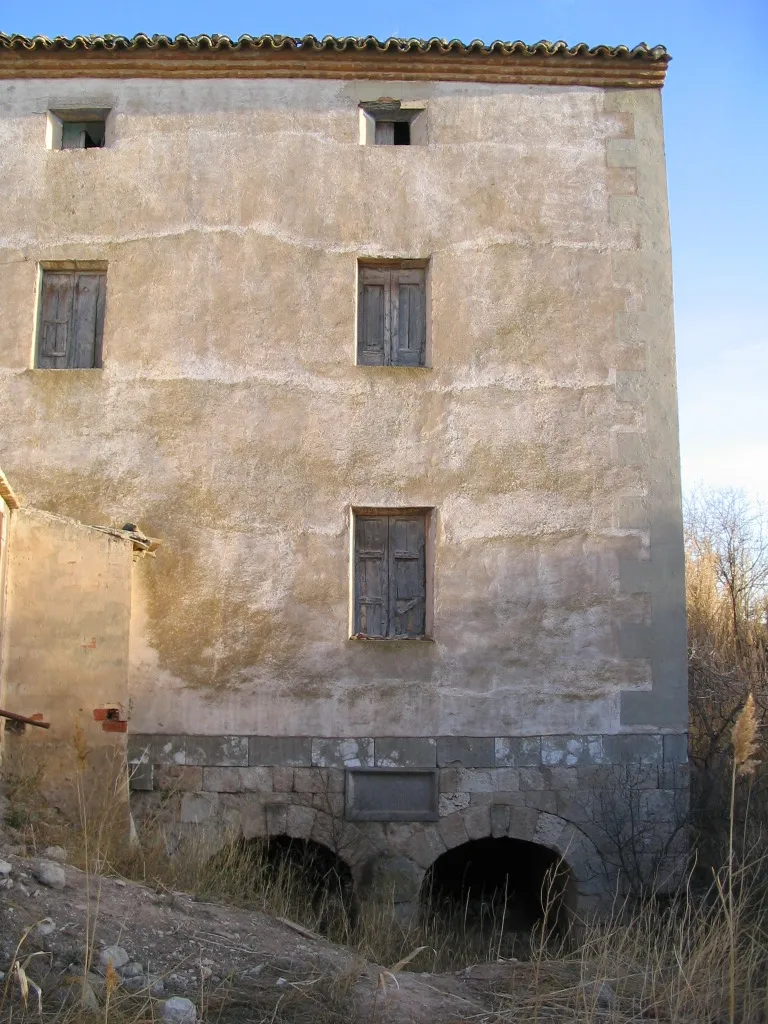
top-left (0, 507), bottom-right (133, 801)
top-left (0, 77), bottom-right (686, 740)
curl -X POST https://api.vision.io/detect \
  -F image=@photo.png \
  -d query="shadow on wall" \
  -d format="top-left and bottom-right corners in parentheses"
top-left (421, 836), bottom-right (571, 942)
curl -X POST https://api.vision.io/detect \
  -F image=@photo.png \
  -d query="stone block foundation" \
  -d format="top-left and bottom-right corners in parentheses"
top-left (129, 732), bottom-right (689, 916)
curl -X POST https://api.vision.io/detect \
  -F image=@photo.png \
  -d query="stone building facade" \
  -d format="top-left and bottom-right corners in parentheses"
top-left (0, 35), bottom-right (686, 914)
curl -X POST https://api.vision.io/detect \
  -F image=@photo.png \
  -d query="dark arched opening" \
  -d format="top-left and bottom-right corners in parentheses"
top-left (204, 836), bottom-right (356, 938)
top-left (421, 837), bottom-right (570, 952)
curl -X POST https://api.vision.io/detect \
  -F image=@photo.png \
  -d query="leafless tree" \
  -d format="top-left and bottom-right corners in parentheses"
top-left (684, 488), bottom-right (768, 872)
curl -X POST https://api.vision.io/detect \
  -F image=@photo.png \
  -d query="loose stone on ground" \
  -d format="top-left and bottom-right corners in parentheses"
top-left (32, 860), bottom-right (66, 889)
top-left (161, 996), bottom-right (198, 1023)
top-left (99, 945), bottom-right (130, 969)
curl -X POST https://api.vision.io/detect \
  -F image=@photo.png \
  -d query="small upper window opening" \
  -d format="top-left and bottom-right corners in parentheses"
top-left (62, 121), bottom-right (105, 149)
top-left (359, 101), bottom-right (426, 147)
top-left (47, 109), bottom-right (110, 151)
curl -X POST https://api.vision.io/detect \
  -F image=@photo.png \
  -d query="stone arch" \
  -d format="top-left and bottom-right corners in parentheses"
top-left (401, 805), bottom-right (604, 918)
top-left (422, 835), bottom-right (568, 935)
top-left (257, 802), bottom-right (369, 876)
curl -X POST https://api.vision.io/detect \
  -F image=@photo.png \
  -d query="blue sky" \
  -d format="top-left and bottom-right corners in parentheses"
top-left (3, 0), bottom-right (766, 502)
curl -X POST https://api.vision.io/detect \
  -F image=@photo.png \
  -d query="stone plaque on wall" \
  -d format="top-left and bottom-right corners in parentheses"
top-left (345, 768), bottom-right (439, 821)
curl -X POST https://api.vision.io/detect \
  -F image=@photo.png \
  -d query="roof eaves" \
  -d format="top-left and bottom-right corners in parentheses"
top-left (0, 34), bottom-right (671, 87)
top-left (0, 33), bottom-right (671, 62)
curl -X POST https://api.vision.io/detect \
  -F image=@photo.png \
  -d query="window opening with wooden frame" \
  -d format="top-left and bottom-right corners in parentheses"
top-left (353, 511), bottom-right (429, 639)
top-left (35, 267), bottom-right (107, 369)
top-left (357, 262), bottom-right (427, 367)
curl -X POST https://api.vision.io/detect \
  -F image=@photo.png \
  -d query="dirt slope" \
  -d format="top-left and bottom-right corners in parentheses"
top-left (0, 848), bottom-right (504, 1024)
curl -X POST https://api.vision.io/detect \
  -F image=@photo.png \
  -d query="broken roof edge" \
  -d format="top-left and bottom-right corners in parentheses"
top-left (0, 474), bottom-right (159, 555)
top-left (0, 469), bottom-right (20, 510)
top-left (0, 34), bottom-right (671, 87)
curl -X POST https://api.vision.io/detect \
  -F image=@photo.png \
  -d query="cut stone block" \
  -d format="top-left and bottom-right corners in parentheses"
top-left (180, 793), bottom-right (219, 824)
top-left (541, 735), bottom-right (604, 767)
top-left (494, 768), bottom-right (521, 791)
top-left (239, 767), bottom-right (275, 793)
top-left (360, 854), bottom-right (422, 903)
top-left (437, 737), bottom-right (495, 768)
top-left (470, 791), bottom-right (493, 805)
top-left (155, 765), bottom-right (202, 792)
top-left (128, 760), bottom-right (154, 791)
top-left (602, 733), bottom-right (663, 765)
top-left (518, 767), bottom-right (547, 791)
top-left (248, 736), bottom-right (312, 766)
top-left (524, 790), bottom-right (557, 814)
top-left (663, 733), bottom-right (688, 764)
top-left (547, 766), bottom-right (579, 790)
top-left (463, 805), bottom-right (490, 840)
top-left (285, 803), bottom-right (316, 839)
top-left (272, 766), bottom-right (294, 792)
top-left (407, 827), bottom-right (447, 868)
top-left (292, 767), bottom-right (345, 793)
top-left (265, 802), bottom-right (288, 835)
top-left (374, 737), bottom-right (436, 768)
top-left (437, 812), bottom-right (469, 848)
top-left (457, 769), bottom-right (496, 793)
top-left (492, 791), bottom-right (526, 807)
top-left (640, 789), bottom-right (680, 822)
top-left (128, 735), bottom-right (186, 766)
top-left (202, 767), bottom-right (242, 793)
top-left (438, 791), bottom-right (470, 817)
top-left (495, 737), bottom-right (542, 767)
top-left (311, 738), bottom-right (373, 768)
top-left (438, 767), bottom-right (460, 792)
top-left (491, 804), bottom-right (511, 837)
top-left (624, 764), bottom-right (660, 789)
top-left (185, 736), bottom-right (248, 767)
top-left (127, 734), bottom-right (153, 763)
top-left (659, 763), bottom-right (689, 790)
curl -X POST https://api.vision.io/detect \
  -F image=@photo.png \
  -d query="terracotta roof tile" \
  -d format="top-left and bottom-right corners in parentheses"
top-left (0, 33), bottom-right (669, 61)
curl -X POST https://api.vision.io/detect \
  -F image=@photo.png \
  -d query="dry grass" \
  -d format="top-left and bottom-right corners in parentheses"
top-left (5, 731), bottom-right (768, 1023)
top-left (5, 861), bottom-right (768, 1024)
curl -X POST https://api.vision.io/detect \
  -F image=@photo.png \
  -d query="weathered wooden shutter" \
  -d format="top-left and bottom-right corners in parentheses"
top-left (38, 272), bottom-right (75, 368)
top-left (37, 270), bottom-right (105, 369)
top-left (355, 517), bottom-right (389, 637)
top-left (357, 267), bottom-right (390, 365)
top-left (71, 273), bottom-right (106, 367)
top-left (388, 516), bottom-right (426, 637)
top-left (391, 269), bottom-right (426, 366)
top-left (375, 121), bottom-right (395, 145)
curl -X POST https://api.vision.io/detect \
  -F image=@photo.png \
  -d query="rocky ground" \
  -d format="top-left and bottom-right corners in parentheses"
top-left (0, 842), bottom-right (536, 1024)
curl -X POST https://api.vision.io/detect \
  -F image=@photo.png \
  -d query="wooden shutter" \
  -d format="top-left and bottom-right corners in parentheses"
top-left (37, 270), bottom-right (105, 369)
top-left (38, 272), bottom-right (75, 368)
top-left (357, 267), bottom-right (389, 365)
top-left (355, 516), bottom-right (389, 637)
top-left (71, 272), bottom-right (106, 367)
top-left (391, 269), bottom-right (426, 366)
top-left (375, 121), bottom-right (395, 145)
top-left (388, 516), bottom-right (426, 637)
